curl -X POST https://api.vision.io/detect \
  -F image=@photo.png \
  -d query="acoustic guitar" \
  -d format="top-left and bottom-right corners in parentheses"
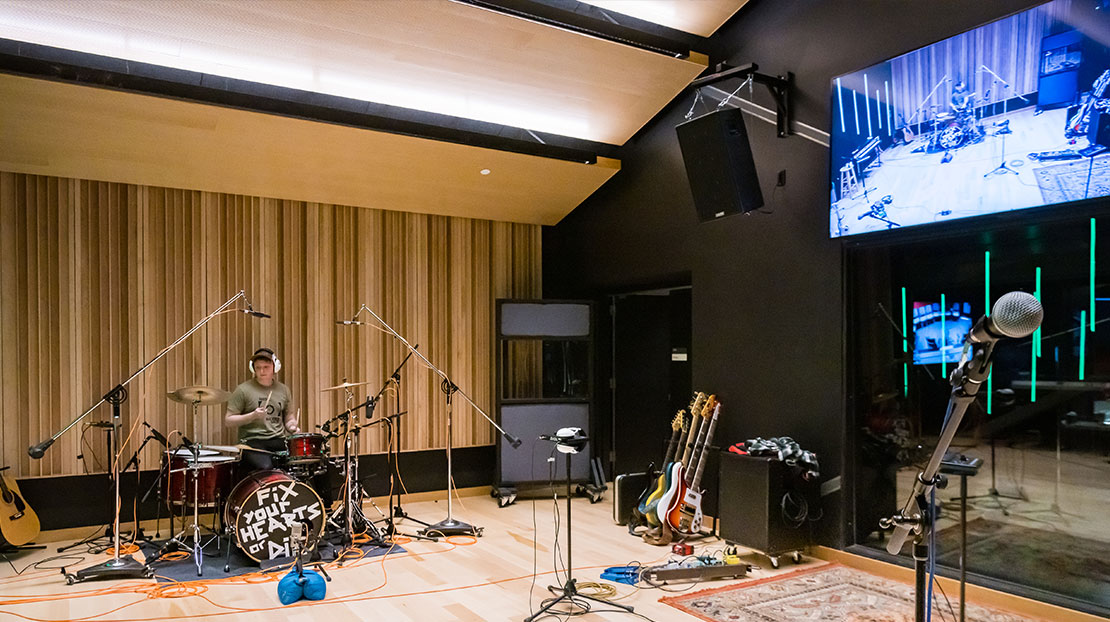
top-left (0, 467), bottom-right (40, 547)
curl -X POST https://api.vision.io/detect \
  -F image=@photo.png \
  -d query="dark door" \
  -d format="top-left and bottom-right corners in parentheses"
top-left (611, 289), bottom-right (692, 477)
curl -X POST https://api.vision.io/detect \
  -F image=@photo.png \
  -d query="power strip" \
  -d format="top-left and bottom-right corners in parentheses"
top-left (645, 563), bottom-right (750, 583)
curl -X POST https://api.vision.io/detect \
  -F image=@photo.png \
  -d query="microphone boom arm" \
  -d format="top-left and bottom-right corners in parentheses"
top-left (358, 305), bottom-right (519, 446)
top-left (28, 290), bottom-right (250, 458)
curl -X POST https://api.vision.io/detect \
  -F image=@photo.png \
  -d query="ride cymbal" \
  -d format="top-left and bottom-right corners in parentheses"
top-left (167, 385), bottom-right (230, 405)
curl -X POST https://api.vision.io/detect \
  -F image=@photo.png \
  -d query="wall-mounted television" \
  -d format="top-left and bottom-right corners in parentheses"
top-left (829, 0), bottom-right (1110, 238)
top-left (912, 301), bottom-right (974, 365)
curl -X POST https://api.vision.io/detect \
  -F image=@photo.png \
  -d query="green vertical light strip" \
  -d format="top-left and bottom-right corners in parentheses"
top-left (1035, 267), bottom-right (1042, 358)
top-left (1092, 218), bottom-right (1097, 333)
top-left (1080, 310), bottom-right (1087, 381)
top-left (941, 293), bottom-right (947, 378)
top-left (901, 287), bottom-right (909, 397)
top-left (985, 251), bottom-right (992, 415)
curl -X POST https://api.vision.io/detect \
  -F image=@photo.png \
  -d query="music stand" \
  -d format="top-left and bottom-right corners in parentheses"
top-left (526, 429), bottom-right (634, 622)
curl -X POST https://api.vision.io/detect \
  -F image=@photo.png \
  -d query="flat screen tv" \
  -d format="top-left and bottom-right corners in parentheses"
top-left (912, 301), bottom-right (974, 365)
top-left (829, 0), bottom-right (1110, 238)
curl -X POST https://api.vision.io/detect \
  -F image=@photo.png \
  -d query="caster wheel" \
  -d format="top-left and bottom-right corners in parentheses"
top-left (498, 493), bottom-right (517, 508)
top-left (589, 492), bottom-right (603, 504)
top-left (65, 575), bottom-right (75, 585)
top-left (792, 551), bottom-right (803, 564)
top-left (769, 556), bottom-right (780, 569)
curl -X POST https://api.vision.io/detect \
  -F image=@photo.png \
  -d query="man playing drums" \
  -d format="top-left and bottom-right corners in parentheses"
top-left (225, 348), bottom-right (298, 470)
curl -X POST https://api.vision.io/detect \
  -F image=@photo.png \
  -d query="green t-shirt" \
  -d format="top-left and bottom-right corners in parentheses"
top-left (228, 379), bottom-right (295, 443)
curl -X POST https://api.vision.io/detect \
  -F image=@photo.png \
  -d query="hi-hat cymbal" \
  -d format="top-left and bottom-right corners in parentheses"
top-left (321, 380), bottom-right (372, 392)
top-left (167, 385), bottom-right (230, 405)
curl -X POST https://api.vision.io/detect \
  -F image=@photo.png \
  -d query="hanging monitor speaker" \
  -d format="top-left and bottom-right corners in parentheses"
top-left (676, 106), bottom-right (764, 221)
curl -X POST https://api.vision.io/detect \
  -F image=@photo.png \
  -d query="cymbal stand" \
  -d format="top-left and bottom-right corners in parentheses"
top-left (37, 290), bottom-right (257, 584)
top-left (348, 304), bottom-right (522, 537)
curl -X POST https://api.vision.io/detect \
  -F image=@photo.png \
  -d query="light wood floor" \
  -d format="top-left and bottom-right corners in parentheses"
top-left (0, 485), bottom-right (1099, 622)
top-left (892, 444), bottom-right (1110, 543)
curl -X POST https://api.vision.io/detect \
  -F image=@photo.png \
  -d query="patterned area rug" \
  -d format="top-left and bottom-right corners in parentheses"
top-left (936, 518), bottom-right (1110, 609)
top-left (1034, 153), bottom-right (1110, 204)
top-left (660, 563), bottom-right (1041, 622)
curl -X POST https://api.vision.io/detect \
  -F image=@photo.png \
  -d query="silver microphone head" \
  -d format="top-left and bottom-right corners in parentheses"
top-left (990, 291), bottom-right (1043, 338)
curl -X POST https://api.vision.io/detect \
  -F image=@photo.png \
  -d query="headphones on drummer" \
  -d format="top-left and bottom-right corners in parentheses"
top-left (249, 348), bottom-right (282, 374)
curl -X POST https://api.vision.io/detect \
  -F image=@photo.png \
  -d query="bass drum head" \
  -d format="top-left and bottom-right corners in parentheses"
top-left (224, 470), bottom-right (324, 562)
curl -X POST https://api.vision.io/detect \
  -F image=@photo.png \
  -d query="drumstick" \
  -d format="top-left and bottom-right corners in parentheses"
top-left (262, 390), bottom-right (273, 412)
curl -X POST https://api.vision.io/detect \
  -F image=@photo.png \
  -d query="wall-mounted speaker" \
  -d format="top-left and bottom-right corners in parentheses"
top-left (676, 106), bottom-right (764, 221)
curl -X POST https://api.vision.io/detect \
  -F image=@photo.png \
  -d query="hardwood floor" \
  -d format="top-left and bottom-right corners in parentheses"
top-left (0, 483), bottom-right (1099, 621)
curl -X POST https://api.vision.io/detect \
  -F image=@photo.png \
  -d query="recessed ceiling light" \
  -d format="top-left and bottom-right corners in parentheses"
top-left (480, 168), bottom-right (491, 175)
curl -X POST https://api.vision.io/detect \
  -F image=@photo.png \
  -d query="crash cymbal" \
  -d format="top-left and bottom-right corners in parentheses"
top-left (167, 385), bottom-right (230, 405)
top-left (320, 380), bottom-right (372, 392)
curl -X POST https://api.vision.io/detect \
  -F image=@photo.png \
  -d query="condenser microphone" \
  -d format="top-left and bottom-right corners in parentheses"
top-left (28, 438), bottom-right (54, 459)
top-left (143, 422), bottom-right (169, 446)
top-left (335, 320), bottom-right (366, 325)
top-left (241, 309), bottom-right (271, 318)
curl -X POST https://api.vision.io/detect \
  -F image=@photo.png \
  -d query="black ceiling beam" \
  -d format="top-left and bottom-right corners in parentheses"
top-left (458, 0), bottom-right (704, 59)
top-left (0, 38), bottom-right (615, 164)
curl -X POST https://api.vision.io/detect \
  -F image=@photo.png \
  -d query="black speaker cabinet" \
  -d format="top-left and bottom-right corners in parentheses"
top-left (676, 107), bottom-right (764, 221)
top-left (1089, 111), bottom-right (1110, 148)
top-left (718, 452), bottom-right (812, 558)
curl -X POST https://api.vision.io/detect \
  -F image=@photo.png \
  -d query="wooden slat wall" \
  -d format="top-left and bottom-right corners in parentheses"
top-left (0, 171), bottom-right (541, 479)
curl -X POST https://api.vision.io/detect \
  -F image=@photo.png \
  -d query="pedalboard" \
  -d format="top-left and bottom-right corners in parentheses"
top-left (645, 562), bottom-right (750, 584)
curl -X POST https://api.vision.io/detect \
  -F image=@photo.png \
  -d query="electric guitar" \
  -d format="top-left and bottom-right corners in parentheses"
top-left (665, 394), bottom-right (716, 531)
top-left (676, 397), bottom-right (721, 534)
top-left (647, 393), bottom-right (705, 527)
top-left (631, 410), bottom-right (685, 531)
top-left (0, 467), bottom-right (40, 546)
top-left (656, 393), bottom-right (710, 527)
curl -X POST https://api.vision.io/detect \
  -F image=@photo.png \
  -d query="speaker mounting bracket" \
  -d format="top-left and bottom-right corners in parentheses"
top-left (689, 63), bottom-right (794, 138)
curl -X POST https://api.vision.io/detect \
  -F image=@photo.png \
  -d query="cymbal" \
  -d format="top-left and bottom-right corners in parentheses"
top-left (320, 380), bottom-right (372, 392)
top-left (167, 385), bottom-right (230, 405)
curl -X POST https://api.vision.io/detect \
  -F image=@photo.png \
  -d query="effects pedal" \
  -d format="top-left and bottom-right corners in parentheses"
top-left (672, 542), bottom-right (693, 556)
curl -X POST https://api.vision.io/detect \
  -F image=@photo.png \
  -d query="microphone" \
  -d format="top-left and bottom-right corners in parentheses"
top-left (182, 435), bottom-right (195, 448)
top-left (241, 309), bottom-right (271, 318)
top-left (968, 291), bottom-right (1043, 343)
top-left (504, 433), bottom-right (522, 449)
top-left (143, 422), bottom-right (169, 447)
top-left (28, 438), bottom-right (54, 459)
top-left (335, 320), bottom-right (366, 325)
top-left (318, 420), bottom-right (331, 433)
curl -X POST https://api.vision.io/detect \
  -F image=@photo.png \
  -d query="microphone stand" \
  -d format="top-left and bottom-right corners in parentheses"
top-left (348, 304), bottom-right (522, 537)
top-left (881, 331), bottom-right (999, 622)
top-left (31, 290), bottom-right (253, 584)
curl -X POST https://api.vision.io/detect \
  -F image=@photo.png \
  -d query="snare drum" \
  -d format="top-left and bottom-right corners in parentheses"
top-left (224, 470), bottom-right (324, 562)
top-left (163, 452), bottom-right (236, 507)
top-left (286, 433), bottom-right (327, 465)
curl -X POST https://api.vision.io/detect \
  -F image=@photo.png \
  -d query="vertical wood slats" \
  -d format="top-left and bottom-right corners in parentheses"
top-left (0, 171), bottom-right (540, 478)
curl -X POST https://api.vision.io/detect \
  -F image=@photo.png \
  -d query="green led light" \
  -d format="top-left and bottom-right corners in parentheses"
top-left (901, 287), bottom-right (908, 397)
top-left (941, 293), bottom-right (947, 378)
top-left (1032, 268), bottom-right (1040, 402)
top-left (1092, 219), bottom-right (1097, 333)
top-left (1080, 310), bottom-right (1087, 381)
top-left (985, 251), bottom-right (991, 415)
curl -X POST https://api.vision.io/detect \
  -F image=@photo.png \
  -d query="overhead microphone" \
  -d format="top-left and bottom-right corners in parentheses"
top-left (241, 309), bottom-right (271, 318)
top-left (335, 320), bottom-right (366, 325)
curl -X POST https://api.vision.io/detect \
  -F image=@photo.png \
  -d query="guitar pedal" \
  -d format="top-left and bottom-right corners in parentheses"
top-left (672, 542), bottom-right (693, 556)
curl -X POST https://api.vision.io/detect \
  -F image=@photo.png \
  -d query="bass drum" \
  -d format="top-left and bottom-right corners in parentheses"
top-left (938, 122), bottom-right (967, 150)
top-left (224, 470), bottom-right (324, 562)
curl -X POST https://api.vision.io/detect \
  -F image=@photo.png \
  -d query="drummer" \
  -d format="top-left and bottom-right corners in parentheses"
top-left (225, 347), bottom-right (297, 472)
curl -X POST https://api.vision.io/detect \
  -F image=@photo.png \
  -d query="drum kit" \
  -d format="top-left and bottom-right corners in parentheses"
top-left (152, 383), bottom-right (364, 575)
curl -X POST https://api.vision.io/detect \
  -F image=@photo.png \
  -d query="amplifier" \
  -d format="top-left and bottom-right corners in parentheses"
top-left (718, 453), bottom-right (813, 559)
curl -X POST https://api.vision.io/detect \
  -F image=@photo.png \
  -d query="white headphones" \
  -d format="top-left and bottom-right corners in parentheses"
top-left (248, 347), bottom-right (282, 374)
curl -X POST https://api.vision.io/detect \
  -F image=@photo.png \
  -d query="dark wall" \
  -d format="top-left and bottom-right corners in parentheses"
top-left (543, 0), bottom-right (1048, 547)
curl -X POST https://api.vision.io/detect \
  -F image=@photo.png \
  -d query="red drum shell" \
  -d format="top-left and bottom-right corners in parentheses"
top-left (286, 433), bottom-right (326, 464)
top-left (223, 469), bottom-right (324, 562)
top-left (163, 453), bottom-right (235, 507)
